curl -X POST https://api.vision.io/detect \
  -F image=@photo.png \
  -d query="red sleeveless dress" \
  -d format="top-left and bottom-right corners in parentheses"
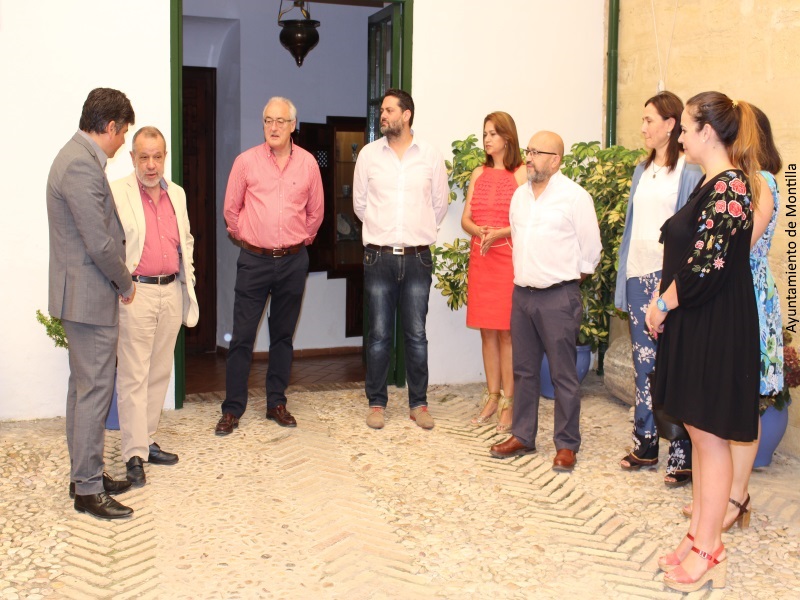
top-left (465, 167), bottom-right (518, 330)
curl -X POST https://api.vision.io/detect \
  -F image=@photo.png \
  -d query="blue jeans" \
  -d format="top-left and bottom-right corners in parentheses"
top-left (363, 246), bottom-right (432, 409)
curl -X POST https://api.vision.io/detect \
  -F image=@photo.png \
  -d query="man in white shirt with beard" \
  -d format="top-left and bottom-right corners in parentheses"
top-left (490, 131), bottom-right (601, 472)
top-left (354, 89), bottom-right (448, 431)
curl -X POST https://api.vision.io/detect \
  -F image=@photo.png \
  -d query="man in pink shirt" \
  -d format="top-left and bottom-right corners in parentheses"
top-left (112, 126), bottom-right (199, 487)
top-left (216, 97), bottom-right (323, 435)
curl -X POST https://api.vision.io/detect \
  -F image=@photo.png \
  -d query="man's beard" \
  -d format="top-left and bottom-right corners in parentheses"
top-left (527, 166), bottom-right (549, 184)
top-left (380, 118), bottom-right (403, 139)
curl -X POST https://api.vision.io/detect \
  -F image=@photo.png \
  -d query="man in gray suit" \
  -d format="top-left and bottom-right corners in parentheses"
top-left (47, 88), bottom-right (137, 520)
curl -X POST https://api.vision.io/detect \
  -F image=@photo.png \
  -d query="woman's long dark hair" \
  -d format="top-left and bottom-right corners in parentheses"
top-left (686, 91), bottom-right (762, 203)
top-left (752, 105), bottom-right (782, 175)
top-left (483, 111), bottom-right (523, 171)
top-left (643, 91), bottom-right (684, 173)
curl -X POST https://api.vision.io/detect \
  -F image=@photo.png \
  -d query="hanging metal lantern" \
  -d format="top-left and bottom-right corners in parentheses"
top-left (278, 1), bottom-right (320, 67)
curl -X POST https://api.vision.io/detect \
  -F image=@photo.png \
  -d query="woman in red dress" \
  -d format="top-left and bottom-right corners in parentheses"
top-left (463, 112), bottom-right (526, 432)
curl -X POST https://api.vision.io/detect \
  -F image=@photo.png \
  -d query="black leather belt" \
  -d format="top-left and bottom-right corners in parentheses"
top-left (365, 243), bottom-right (430, 255)
top-left (240, 240), bottom-right (302, 257)
top-left (521, 280), bottom-right (578, 291)
top-left (132, 274), bottom-right (177, 285)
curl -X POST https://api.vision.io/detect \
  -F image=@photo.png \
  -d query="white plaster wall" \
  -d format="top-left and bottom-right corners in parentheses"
top-left (183, 0), bottom-right (375, 351)
top-left (0, 0), bottom-right (172, 420)
top-left (412, 0), bottom-right (606, 383)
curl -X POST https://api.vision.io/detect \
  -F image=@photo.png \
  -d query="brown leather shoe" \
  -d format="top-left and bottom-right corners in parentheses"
top-left (215, 413), bottom-right (240, 436)
top-left (553, 448), bottom-right (577, 472)
top-left (266, 404), bottom-right (297, 428)
top-left (490, 435), bottom-right (536, 459)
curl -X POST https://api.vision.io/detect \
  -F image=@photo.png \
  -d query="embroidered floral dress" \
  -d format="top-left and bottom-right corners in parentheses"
top-left (651, 170), bottom-right (760, 442)
top-left (751, 171), bottom-right (784, 395)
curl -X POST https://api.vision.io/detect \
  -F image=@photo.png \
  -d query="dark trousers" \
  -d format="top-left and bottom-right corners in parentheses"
top-left (364, 246), bottom-right (433, 409)
top-left (510, 283), bottom-right (583, 452)
top-left (223, 246), bottom-right (308, 416)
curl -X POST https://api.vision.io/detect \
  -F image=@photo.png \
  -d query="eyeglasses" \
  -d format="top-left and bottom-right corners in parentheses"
top-left (264, 118), bottom-right (295, 128)
top-left (524, 148), bottom-right (558, 157)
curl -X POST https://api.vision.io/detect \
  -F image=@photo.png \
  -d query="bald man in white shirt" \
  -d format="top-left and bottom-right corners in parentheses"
top-left (353, 89), bottom-right (449, 431)
top-left (490, 131), bottom-right (601, 472)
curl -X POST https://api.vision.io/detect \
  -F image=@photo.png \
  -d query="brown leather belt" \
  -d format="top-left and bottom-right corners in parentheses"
top-left (132, 274), bottom-right (177, 285)
top-left (521, 280), bottom-right (578, 291)
top-left (365, 243), bottom-right (430, 255)
top-left (240, 240), bottom-right (303, 257)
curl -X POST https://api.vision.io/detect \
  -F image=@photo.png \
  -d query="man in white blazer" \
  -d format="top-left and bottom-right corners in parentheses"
top-left (111, 126), bottom-right (198, 487)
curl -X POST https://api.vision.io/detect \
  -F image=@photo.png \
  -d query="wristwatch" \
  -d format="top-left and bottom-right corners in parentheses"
top-left (656, 297), bottom-right (669, 313)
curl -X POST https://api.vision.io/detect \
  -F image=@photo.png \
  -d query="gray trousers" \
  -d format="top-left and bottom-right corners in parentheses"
top-left (62, 319), bottom-right (118, 495)
top-left (510, 283), bottom-right (583, 452)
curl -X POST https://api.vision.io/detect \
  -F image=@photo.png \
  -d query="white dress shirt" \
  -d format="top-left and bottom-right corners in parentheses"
top-left (510, 171), bottom-right (602, 288)
top-left (353, 134), bottom-right (449, 246)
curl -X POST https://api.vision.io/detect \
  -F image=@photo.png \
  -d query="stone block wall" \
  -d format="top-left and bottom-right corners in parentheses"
top-left (613, 0), bottom-right (800, 457)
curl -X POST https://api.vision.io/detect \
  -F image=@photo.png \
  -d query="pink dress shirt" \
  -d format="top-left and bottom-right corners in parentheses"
top-left (223, 142), bottom-right (324, 248)
top-left (134, 181), bottom-right (180, 276)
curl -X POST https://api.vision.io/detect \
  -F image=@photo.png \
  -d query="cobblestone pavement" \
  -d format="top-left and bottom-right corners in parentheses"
top-left (1, 374), bottom-right (799, 599)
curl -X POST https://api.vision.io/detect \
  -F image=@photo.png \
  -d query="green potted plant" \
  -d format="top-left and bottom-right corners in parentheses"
top-left (430, 135), bottom-right (485, 311)
top-left (36, 310), bottom-right (120, 430)
top-left (36, 310), bottom-right (68, 348)
top-left (431, 238), bottom-right (470, 310)
top-left (754, 328), bottom-right (797, 467)
top-left (434, 138), bottom-right (643, 365)
top-left (560, 141), bottom-right (645, 362)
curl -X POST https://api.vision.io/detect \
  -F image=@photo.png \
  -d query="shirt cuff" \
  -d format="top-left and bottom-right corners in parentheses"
top-left (579, 260), bottom-right (597, 274)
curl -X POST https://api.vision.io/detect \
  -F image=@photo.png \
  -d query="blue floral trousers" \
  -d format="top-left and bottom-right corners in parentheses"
top-left (627, 273), bottom-right (691, 474)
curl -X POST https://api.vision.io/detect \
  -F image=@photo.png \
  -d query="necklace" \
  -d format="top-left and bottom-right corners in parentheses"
top-left (652, 161), bottom-right (665, 178)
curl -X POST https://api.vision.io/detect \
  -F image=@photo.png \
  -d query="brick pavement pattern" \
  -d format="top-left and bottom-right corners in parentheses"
top-left (1, 375), bottom-right (799, 599)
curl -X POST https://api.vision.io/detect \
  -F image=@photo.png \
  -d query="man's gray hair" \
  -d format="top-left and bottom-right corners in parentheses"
top-left (131, 125), bottom-right (167, 150)
top-left (263, 97), bottom-right (297, 121)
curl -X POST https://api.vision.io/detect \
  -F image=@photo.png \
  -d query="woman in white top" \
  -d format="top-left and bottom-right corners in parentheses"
top-left (613, 91), bottom-right (703, 485)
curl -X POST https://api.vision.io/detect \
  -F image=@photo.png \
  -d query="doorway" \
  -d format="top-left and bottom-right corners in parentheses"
top-left (182, 66), bottom-right (217, 354)
top-left (177, 1), bottom-right (413, 398)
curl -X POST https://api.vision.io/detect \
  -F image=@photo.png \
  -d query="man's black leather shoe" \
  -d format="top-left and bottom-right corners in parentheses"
top-left (69, 472), bottom-right (132, 499)
top-left (74, 492), bottom-right (133, 520)
top-left (148, 442), bottom-right (179, 465)
top-left (126, 457), bottom-right (146, 487)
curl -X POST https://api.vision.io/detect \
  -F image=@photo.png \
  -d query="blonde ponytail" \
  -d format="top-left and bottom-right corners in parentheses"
top-left (729, 101), bottom-right (762, 206)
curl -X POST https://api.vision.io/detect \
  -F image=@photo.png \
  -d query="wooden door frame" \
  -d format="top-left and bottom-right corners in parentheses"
top-left (169, 0), bottom-right (413, 408)
top-left (373, 0), bottom-right (413, 90)
top-left (171, 0), bottom-right (185, 408)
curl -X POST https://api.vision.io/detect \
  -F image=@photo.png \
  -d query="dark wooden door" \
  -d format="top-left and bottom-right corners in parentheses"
top-left (295, 118), bottom-right (366, 339)
top-left (294, 122), bottom-right (333, 273)
top-left (182, 66), bottom-right (217, 353)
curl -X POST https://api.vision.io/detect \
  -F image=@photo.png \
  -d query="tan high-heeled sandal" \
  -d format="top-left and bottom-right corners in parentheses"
top-left (681, 494), bottom-right (751, 531)
top-left (496, 394), bottom-right (513, 433)
top-left (658, 533), bottom-right (694, 572)
top-left (471, 390), bottom-right (501, 425)
top-left (723, 494), bottom-right (751, 531)
top-left (664, 544), bottom-right (727, 592)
